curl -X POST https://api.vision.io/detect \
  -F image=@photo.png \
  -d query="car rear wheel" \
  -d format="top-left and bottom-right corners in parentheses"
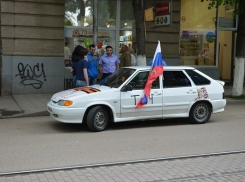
top-left (87, 106), bottom-right (109, 132)
top-left (189, 102), bottom-right (211, 124)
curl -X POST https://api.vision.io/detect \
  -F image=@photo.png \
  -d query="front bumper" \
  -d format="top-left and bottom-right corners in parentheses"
top-left (47, 102), bottom-right (86, 123)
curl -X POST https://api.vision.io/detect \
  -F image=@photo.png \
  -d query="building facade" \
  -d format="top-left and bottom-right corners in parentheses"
top-left (0, 0), bottom-right (236, 96)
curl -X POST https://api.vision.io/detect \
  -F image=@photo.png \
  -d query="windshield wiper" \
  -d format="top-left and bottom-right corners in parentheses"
top-left (105, 83), bottom-right (113, 88)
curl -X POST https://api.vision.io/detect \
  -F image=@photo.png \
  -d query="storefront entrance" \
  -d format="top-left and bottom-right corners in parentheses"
top-left (218, 31), bottom-right (233, 81)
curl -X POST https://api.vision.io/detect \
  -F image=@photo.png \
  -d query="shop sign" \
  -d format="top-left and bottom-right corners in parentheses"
top-left (155, 3), bottom-right (170, 15)
top-left (65, 28), bottom-right (111, 38)
top-left (72, 29), bottom-right (110, 38)
top-left (155, 15), bottom-right (171, 26)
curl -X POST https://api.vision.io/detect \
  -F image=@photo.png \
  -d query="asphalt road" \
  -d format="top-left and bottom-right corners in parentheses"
top-left (0, 104), bottom-right (245, 173)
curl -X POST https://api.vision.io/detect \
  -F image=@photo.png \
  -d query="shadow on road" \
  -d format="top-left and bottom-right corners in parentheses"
top-left (51, 118), bottom-right (194, 133)
top-left (108, 118), bottom-right (192, 131)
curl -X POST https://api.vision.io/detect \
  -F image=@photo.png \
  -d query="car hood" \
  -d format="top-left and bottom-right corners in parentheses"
top-left (51, 85), bottom-right (115, 102)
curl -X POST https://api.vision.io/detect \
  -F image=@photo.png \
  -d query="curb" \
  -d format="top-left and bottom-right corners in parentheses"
top-left (0, 111), bottom-right (49, 119)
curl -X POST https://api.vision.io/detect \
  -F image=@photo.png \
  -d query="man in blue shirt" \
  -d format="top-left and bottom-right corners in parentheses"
top-left (148, 59), bottom-right (167, 66)
top-left (87, 44), bottom-right (98, 85)
top-left (99, 46), bottom-right (120, 80)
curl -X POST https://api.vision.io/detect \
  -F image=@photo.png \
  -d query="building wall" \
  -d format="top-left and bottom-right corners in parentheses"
top-left (144, 0), bottom-right (181, 66)
top-left (1, 0), bottom-right (65, 95)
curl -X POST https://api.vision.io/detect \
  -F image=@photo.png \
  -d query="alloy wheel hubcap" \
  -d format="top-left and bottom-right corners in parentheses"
top-left (195, 105), bottom-right (207, 120)
top-left (95, 111), bottom-right (106, 127)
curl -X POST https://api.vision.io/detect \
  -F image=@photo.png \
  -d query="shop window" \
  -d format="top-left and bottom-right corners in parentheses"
top-left (98, 0), bottom-right (117, 28)
top-left (120, 0), bottom-right (135, 29)
top-left (65, 0), bottom-right (93, 27)
top-left (180, 0), bottom-right (216, 66)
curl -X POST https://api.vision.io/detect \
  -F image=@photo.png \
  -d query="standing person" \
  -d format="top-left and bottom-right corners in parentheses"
top-left (70, 46), bottom-right (89, 87)
top-left (87, 44), bottom-right (98, 85)
top-left (64, 41), bottom-right (71, 66)
top-left (128, 47), bottom-right (137, 66)
top-left (119, 45), bottom-right (131, 67)
top-left (99, 46), bottom-right (120, 80)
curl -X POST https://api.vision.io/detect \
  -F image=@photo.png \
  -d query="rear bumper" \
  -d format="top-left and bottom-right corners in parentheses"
top-left (47, 102), bottom-right (86, 123)
top-left (211, 99), bottom-right (226, 113)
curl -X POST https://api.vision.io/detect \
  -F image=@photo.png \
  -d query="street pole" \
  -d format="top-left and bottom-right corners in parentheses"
top-left (93, 0), bottom-right (98, 46)
top-left (0, 1), bottom-right (2, 96)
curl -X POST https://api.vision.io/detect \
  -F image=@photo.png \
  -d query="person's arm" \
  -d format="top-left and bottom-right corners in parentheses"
top-left (83, 68), bottom-right (89, 86)
top-left (125, 53), bottom-right (131, 66)
top-left (116, 56), bottom-right (120, 70)
top-left (70, 68), bottom-right (74, 73)
top-left (99, 64), bottom-right (103, 77)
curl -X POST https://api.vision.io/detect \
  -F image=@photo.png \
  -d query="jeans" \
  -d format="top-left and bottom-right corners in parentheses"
top-left (89, 77), bottom-right (97, 85)
top-left (73, 75), bottom-right (77, 88)
top-left (76, 80), bottom-right (86, 87)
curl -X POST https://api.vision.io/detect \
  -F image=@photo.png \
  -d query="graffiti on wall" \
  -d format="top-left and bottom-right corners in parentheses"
top-left (15, 63), bottom-right (46, 89)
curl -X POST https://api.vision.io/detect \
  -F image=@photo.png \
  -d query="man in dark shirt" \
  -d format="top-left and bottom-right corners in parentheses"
top-left (119, 45), bottom-right (131, 68)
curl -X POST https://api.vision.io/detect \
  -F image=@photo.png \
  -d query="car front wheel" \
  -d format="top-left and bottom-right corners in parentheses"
top-left (189, 102), bottom-right (211, 124)
top-left (87, 106), bottom-right (109, 132)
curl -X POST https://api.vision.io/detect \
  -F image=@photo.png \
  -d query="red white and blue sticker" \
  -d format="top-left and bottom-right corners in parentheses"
top-left (195, 87), bottom-right (209, 102)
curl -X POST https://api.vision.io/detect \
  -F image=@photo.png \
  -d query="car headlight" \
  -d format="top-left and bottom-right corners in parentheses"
top-left (57, 100), bottom-right (73, 106)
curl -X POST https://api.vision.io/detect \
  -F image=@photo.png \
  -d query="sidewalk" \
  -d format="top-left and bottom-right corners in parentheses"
top-left (0, 151), bottom-right (245, 181)
top-left (0, 85), bottom-right (245, 119)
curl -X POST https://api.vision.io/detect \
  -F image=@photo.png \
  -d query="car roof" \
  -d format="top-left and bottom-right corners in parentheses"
top-left (122, 66), bottom-right (195, 71)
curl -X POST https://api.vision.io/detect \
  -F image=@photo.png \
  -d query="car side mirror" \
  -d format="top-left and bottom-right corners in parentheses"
top-left (121, 85), bottom-right (133, 92)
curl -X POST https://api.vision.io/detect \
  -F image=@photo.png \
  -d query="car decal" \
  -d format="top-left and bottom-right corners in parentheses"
top-left (195, 87), bottom-right (209, 102)
top-left (74, 87), bottom-right (100, 94)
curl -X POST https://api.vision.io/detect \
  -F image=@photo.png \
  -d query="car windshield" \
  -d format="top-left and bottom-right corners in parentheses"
top-left (100, 68), bottom-right (136, 88)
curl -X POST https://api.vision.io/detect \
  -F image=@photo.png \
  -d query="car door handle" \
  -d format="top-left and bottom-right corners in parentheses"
top-left (131, 95), bottom-right (140, 97)
top-left (152, 92), bottom-right (162, 95)
top-left (187, 90), bottom-right (196, 94)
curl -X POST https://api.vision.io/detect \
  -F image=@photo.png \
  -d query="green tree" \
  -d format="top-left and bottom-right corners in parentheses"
top-left (201, 0), bottom-right (245, 96)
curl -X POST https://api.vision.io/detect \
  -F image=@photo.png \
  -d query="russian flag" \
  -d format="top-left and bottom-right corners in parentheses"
top-left (136, 41), bottom-right (164, 108)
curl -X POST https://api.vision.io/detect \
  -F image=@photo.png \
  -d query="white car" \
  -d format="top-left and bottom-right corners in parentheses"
top-left (47, 66), bottom-right (226, 132)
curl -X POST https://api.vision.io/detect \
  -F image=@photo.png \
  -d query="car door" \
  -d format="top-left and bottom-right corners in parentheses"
top-left (162, 70), bottom-right (198, 116)
top-left (120, 71), bottom-right (163, 118)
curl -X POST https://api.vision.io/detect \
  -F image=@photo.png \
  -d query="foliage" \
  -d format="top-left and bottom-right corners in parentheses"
top-left (200, 0), bottom-right (245, 15)
top-left (227, 94), bottom-right (245, 99)
top-left (65, 19), bottom-right (74, 26)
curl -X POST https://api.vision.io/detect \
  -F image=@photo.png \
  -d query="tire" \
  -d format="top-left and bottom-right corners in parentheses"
top-left (87, 106), bottom-right (109, 132)
top-left (189, 102), bottom-right (211, 124)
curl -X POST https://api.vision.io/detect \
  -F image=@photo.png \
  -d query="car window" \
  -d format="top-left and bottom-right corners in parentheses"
top-left (185, 70), bottom-right (211, 85)
top-left (101, 68), bottom-right (136, 88)
top-left (163, 71), bottom-right (191, 88)
top-left (127, 71), bottom-right (160, 90)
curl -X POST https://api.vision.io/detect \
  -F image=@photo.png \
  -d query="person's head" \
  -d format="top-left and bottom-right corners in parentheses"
top-left (99, 47), bottom-right (105, 56)
top-left (128, 47), bottom-right (135, 54)
top-left (65, 41), bottom-right (69, 46)
top-left (89, 44), bottom-right (96, 54)
top-left (120, 45), bottom-right (128, 53)
top-left (72, 45), bottom-right (88, 61)
top-left (106, 46), bottom-right (113, 56)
